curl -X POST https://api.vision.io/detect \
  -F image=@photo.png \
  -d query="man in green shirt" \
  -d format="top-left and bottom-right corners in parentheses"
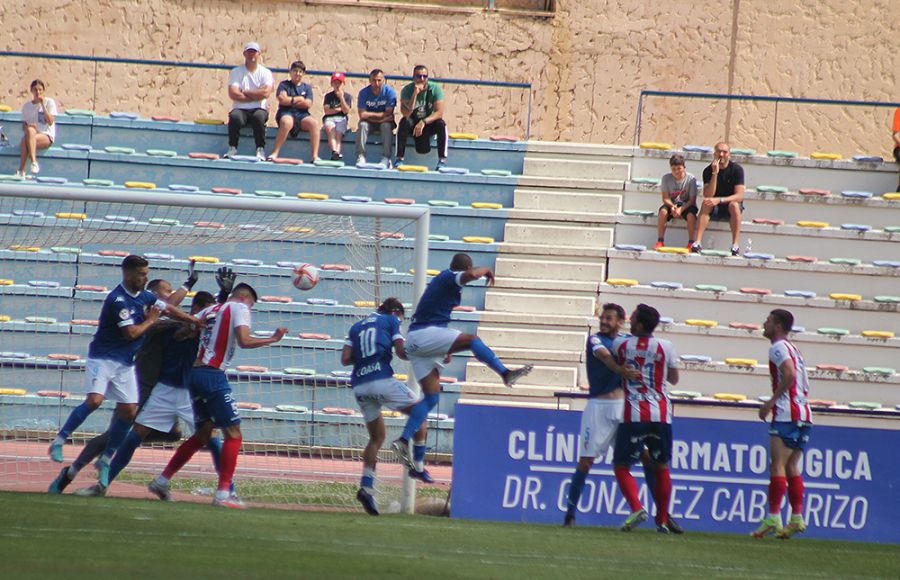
top-left (397, 65), bottom-right (448, 170)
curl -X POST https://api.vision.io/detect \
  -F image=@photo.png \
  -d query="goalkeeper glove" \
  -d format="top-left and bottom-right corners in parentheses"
top-left (183, 260), bottom-right (198, 290)
top-left (216, 266), bottom-right (236, 303)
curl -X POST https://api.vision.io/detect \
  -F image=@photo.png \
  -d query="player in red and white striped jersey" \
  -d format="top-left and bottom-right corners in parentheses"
top-left (149, 283), bottom-right (287, 508)
top-left (610, 304), bottom-right (680, 533)
top-left (752, 309), bottom-right (812, 539)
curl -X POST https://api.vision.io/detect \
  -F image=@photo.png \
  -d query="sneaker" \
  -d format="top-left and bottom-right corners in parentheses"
top-left (731, 245), bottom-right (741, 257)
top-left (224, 146), bottom-right (238, 159)
top-left (562, 513), bottom-right (576, 528)
top-left (212, 492), bottom-right (246, 509)
top-left (435, 159), bottom-right (447, 171)
top-left (390, 438), bottom-right (415, 471)
top-left (73, 483), bottom-right (107, 497)
top-left (408, 467), bottom-right (435, 484)
top-left (256, 147), bottom-right (266, 160)
top-left (148, 477), bottom-right (172, 501)
top-left (776, 515), bottom-right (807, 539)
top-left (95, 456), bottom-right (110, 488)
top-left (356, 155), bottom-right (366, 166)
top-left (48, 441), bottom-right (64, 463)
top-left (620, 508), bottom-right (649, 532)
top-left (330, 151), bottom-right (343, 161)
top-left (686, 242), bottom-right (695, 250)
top-left (656, 523), bottom-right (670, 534)
top-left (666, 515), bottom-right (685, 535)
top-left (31, 161), bottom-right (40, 174)
top-left (394, 159), bottom-right (404, 168)
top-left (690, 242), bottom-right (702, 253)
top-left (503, 364), bottom-right (534, 387)
top-left (15, 170), bottom-right (25, 178)
top-left (654, 241), bottom-right (665, 250)
top-left (356, 488), bottom-right (379, 516)
top-left (379, 157), bottom-right (392, 169)
top-left (48, 466), bottom-right (73, 494)
top-left (750, 514), bottom-right (783, 538)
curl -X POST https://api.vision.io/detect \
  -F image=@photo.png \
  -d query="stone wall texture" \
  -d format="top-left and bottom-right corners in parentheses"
top-left (1, 0), bottom-right (897, 156)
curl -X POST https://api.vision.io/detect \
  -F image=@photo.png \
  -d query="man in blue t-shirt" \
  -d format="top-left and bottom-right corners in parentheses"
top-left (47, 255), bottom-right (199, 482)
top-left (269, 60), bottom-right (322, 163)
top-left (341, 298), bottom-right (424, 515)
top-left (391, 253), bottom-right (532, 476)
top-left (355, 68), bottom-right (397, 167)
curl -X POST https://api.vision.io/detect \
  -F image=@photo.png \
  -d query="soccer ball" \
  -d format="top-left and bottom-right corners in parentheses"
top-left (292, 263), bottom-right (320, 290)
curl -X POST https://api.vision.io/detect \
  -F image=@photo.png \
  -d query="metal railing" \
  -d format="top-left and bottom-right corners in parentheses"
top-left (1, 51), bottom-right (534, 139)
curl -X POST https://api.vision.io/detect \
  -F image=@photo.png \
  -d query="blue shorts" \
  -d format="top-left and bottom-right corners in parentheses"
top-left (189, 367), bottom-right (240, 429)
top-left (613, 422), bottom-right (673, 466)
top-left (769, 421), bottom-right (812, 450)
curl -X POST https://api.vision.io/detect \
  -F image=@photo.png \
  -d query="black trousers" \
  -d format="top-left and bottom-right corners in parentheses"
top-left (396, 117), bottom-right (447, 159)
top-left (228, 108), bottom-right (268, 148)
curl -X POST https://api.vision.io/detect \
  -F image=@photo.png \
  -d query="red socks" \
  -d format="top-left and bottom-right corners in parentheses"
top-left (218, 436), bottom-right (242, 492)
top-left (769, 475), bottom-right (787, 514)
top-left (162, 434), bottom-right (203, 479)
top-left (614, 465), bottom-right (643, 512)
top-left (787, 475), bottom-right (804, 516)
top-left (653, 466), bottom-right (672, 525)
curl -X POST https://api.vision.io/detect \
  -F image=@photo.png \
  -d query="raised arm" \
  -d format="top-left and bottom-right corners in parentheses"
top-left (459, 266), bottom-right (495, 286)
top-left (235, 325), bottom-right (287, 349)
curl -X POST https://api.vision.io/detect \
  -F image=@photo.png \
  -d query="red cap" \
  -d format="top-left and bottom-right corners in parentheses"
top-left (331, 72), bottom-right (346, 82)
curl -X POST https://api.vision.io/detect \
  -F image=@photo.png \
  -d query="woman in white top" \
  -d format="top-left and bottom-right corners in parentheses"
top-left (18, 79), bottom-right (57, 176)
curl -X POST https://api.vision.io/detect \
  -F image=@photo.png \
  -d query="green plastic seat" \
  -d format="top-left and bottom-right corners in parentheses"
top-left (428, 234), bottom-right (450, 242)
top-left (884, 226), bottom-right (900, 233)
top-left (768, 150), bottom-right (798, 158)
top-left (64, 108), bottom-right (95, 117)
top-left (829, 257), bottom-right (862, 266)
top-left (874, 296), bottom-right (900, 303)
top-left (862, 367), bottom-right (895, 376)
top-left (254, 190), bottom-right (286, 198)
top-left (148, 218), bottom-right (180, 225)
top-left (481, 169), bottom-right (512, 176)
top-left (817, 327), bottom-right (850, 336)
top-left (623, 209), bottom-right (654, 217)
top-left (104, 146), bottom-right (136, 154)
top-left (631, 177), bottom-right (661, 185)
top-left (313, 159), bottom-right (344, 167)
top-left (275, 404), bottom-right (310, 413)
top-left (146, 149), bottom-right (178, 157)
top-left (82, 178), bottom-right (114, 186)
top-left (730, 148), bottom-right (756, 155)
top-left (670, 390), bottom-right (703, 399)
top-left (756, 185), bottom-right (789, 193)
top-left (0, 174), bottom-right (26, 182)
top-left (848, 401), bottom-right (881, 410)
top-left (283, 368), bottom-right (316, 376)
top-left (50, 247), bottom-right (81, 254)
top-left (695, 284), bottom-right (727, 293)
top-left (428, 200), bottom-right (459, 207)
top-left (700, 249), bottom-right (730, 257)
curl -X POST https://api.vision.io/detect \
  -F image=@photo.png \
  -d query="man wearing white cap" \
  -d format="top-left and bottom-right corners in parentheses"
top-left (226, 42), bottom-right (274, 160)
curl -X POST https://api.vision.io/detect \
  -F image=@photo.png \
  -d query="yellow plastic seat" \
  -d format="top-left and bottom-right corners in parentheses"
top-left (397, 164), bottom-right (428, 172)
top-left (883, 193), bottom-right (900, 201)
top-left (285, 226), bottom-right (314, 233)
top-left (796, 220), bottom-right (829, 228)
top-left (0, 388), bottom-right (27, 395)
top-left (640, 142), bottom-right (672, 150)
top-left (9, 245), bottom-right (40, 252)
top-left (194, 118), bottom-right (224, 125)
top-left (810, 152), bottom-right (842, 160)
top-left (725, 358), bottom-right (757, 366)
top-left (606, 278), bottom-right (639, 287)
top-left (714, 393), bottom-right (747, 401)
top-left (0, 314), bottom-right (10, 321)
top-left (685, 319), bottom-right (717, 327)
top-left (297, 193), bottom-right (329, 200)
top-left (829, 293), bottom-right (862, 301)
top-left (449, 132), bottom-right (478, 140)
top-left (0, 280), bottom-right (12, 286)
top-left (472, 202), bottom-right (503, 209)
top-left (188, 256), bottom-right (220, 263)
top-left (658, 246), bottom-right (690, 255)
top-left (409, 268), bottom-right (441, 276)
top-left (463, 236), bottom-right (495, 243)
top-left (862, 330), bottom-right (894, 338)
top-left (0, 105), bottom-right (12, 112)
top-left (125, 181), bottom-right (156, 189)
top-left (55, 213), bottom-right (87, 220)
top-left (354, 300), bottom-right (376, 308)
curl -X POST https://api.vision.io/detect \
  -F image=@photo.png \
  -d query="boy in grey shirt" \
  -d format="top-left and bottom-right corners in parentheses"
top-left (655, 154), bottom-right (699, 249)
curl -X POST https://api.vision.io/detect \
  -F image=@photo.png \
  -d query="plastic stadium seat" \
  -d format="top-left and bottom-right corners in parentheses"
top-left (60, 143), bottom-right (92, 151)
top-left (623, 209), bottom-right (654, 217)
top-left (276, 261), bottom-right (302, 268)
top-left (366, 266), bottom-right (397, 273)
top-left (55, 212), bottom-right (87, 220)
top-left (685, 319), bottom-right (717, 327)
top-left (639, 142), bottom-right (672, 150)
top-left (449, 132), bottom-right (478, 140)
top-left (0, 388), bottom-right (28, 395)
top-left (657, 246), bottom-right (689, 255)
top-left (730, 148), bottom-right (755, 155)
top-left (299, 332), bottom-right (331, 340)
top-left (211, 187), bottom-right (241, 194)
top-left (817, 327), bottom-right (850, 336)
top-left (740, 287), bottom-right (771, 295)
top-left (852, 155), bottom-right (883, 162)
top-left (786, 255), bottom-right (817, 263)
top-left (841, 224), bottom-right (871, 231)
top-left (75, 284), bottom-right (107, 292)
top-left (28, 280), bottom-right (60, 288)
top-left (65, 108), bottom-right (95, 117)
top-left (193, 221), bottom-right (224, 229)
top-left (729, 322), bottom-right (761, 330)
top-left (714, 393), bottom-right (747, 402)
top-left (752, 218), bottom-right (784, 226)
top-left (313, 159), bottom-right (344, 167)
top-left (168, 184), bottom-right (199, 192)
top-left (397, 164), bottom-right (428, 172)
top-left (294, 192), bottom-right (326, 200)
top-left (651, 281), bottom-right (683, 290)
top-left (275, 404), bottom-right (310, 413)
top-left (105, 215), bottom-right (136, 223)
top-left (756, 185), bottom-right (789, 193)
top-left (321, 264), bottom-right (352, 271)
top-left (428, 200), bottom-right (458, 207)
top-left (125, 181), bottom-right (156, 189)
top-left (188, 256), bottom-right (219, 263)
top-left (829, 293), bottom-right (862, 301)
top-left (104, 146), bottom-right (136, 154)
top-left (382, 409), bottom-right (403, 418)
top-left (194, 118), bottom-right (224, 125)
top-left (283, 368), bottom-right (316, 375)
top-left (0, 104), bottom-right (11, 112)
top-left (874, 260), bottom-right (900, 268)
top-left (0, 314), bottom-right (11, 320)
top-left (743, 252), bottom-right (774, 260)
top-left (670, 390), bottom-right (703, 399)
top-left (463, 236), bottom-right (495, 243)
top-left (829, 257), bottom-right (862, 266)
top-left (408, 268), bottom-right (441, 276)
top-left (145, 253), bottom-right (174, 260)
top-left (471, 202), bottom-right (503, 209)
top-left (146, 149), bottom-right (177, 158)
top-left (322, 407), bottom-right (355, 415)
top-left (438, 375), bottom-right (458, 383)
top-left (680, 355), bottom-right (712, 363)
top-left (848, 401), bottom-right (881, 410)
top-left (231, 259), bottom-right (263, 267)
top-left (83, 178), bottom-right (114, 186)
top-left (51, 247), bottom-right (81, 254)
top-left (725, 358), bottom-right (757, 366)
top-left (378, 232), bottom-right (404, 240)
top-left (809, 399), bottom-right (837, 407)
top-left (36, 177), bottom-right (68, 184)
top-left (696, 284), bottom-right (727, 293)
top-left (659, 317), bottom-right (674, 325)
top-left (272, 157), bottom-right (303, 165)
top-left (71, 319), bottom-right (99, 326)
top-left (882, 193), bottom-right (900, 201)
top-left (453, 305), bottom-right (476, 312)
top-left (151, 115), bottom-right (179, 122)
top-left (353, 301), bottom-right (376, 308)
top-left (36, 390), bottom-right (71, 398)
top-left (236, 365), bottom-right (268, 372)
top-left (490, 135), bottom-right (519, 142)
top-left (149, 217), bottom-right (179, 225)
top-left (815, 363), bottom-right (848, 372)
top-left (841, 190), bottom-right (874, 199)
top-left (25, 316), bottom-right (57, 324)
top-left (342, 195), bottom-right (371, 203)
top-left (700, 249), bottom-right (731, 257)
top-left (428, 234), bottom-right (450, 241)
top-left (784, 290), bottom-right (816, 298)
top-left (885, 226), bottom-right (900, 233)
top-left (229, 155), bottom-right (259, 163)
top-left (261, 296), bottom-right (292, 303)
top-left (862, 330), bottom-right (894, 338)
top-left (810, 152), bottom-right (842, 160)
top-left (631, 177), bottom-right (661, 185)
top-left (767, 150), bottom-right (798, 158)
top-left (614, 244), bottom-right (646, 251)
top-left (796, 220), bottom-right (828, 228)
top-left (307, 298), bottom-right (338, 306)
top-left (252, 190), bottom-right (283, 198)
top-left (438, 166), bottom-right (469, 175)
top-left (236, 402), bottom-right (262, 410)
top-left (798, 188), bottom-right (830, 196)
top-left (862, 367), bottom-right (895, 376)
top-left (481, 169), bottom-right (512, 176)
top-left (606, 278), bottom-right (639, 287)
top-left (682, 145), bottom-right (712, 153)
top-left (188, 152), bottom-right (220, 160)
top-left (11, 210), bottom-right (43, 217)
top-left (385, 197), bottom-right (415, 205)
top-left (109, 111), bottom-right (139, 119)
top-left (8, 245), bottom-right (40, 252)
top-left (356, 161), bottom-right (387, 170)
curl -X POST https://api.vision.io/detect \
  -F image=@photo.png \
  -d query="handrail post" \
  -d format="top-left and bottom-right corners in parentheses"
top-left (772, 99), bottom-right (780, 150)
top-left (633, 91), bottom-right (644, 147)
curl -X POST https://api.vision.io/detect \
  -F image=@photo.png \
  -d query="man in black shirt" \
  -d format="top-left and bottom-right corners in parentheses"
top-left (692, 142), bottom-right (746, 256)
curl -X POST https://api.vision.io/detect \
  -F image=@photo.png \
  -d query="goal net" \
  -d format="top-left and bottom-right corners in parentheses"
top-left (0, 183), bottom-right (435, 513)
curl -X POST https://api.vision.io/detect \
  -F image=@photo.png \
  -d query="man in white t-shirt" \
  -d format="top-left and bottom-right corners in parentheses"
top-left (226, 42), bottom-right (274, 160)
top-left (18, 79), bottom-right (58, 176)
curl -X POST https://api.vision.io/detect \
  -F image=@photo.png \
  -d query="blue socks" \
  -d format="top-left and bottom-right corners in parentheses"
top-left (58, 402), bottom-right (94, 440)
top-left (401, 393), bottom-right (440, 441)
top-left (413, 443), bottom-right (427, 471)
top-left (207, 436), bottom-right (223, 472)
top-left (470, 337), bottom-right (508, 376)
top-left (108, 430), bottom-right (142, 483)
top-left (101, 414), bottom-right (133, 460)
top-left (566, 469), bottom-right (589, 517)
top-left (360, 466), bottom-right (375, 490)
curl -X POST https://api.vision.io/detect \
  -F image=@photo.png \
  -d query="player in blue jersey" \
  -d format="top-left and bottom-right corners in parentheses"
top-left (391, 253), bottom-right (533, 475)
top-left (47, 255), bottom-right (199, 486)
top-left (341, 298), bottom-right (425, 515)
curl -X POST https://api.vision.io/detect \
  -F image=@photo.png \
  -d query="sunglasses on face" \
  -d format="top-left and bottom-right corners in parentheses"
top-left (415, 74), bottom-right (428, 79)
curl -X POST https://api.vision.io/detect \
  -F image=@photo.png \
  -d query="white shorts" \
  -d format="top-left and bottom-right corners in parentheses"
top-left (406, 326), bottom-right (462, 381)
top-left (135, 382), bottom-right (194, 432)
top-left (353, 378), bottom-right (422, 423)
top-left (324, 116), bottom-right (348, 134)
top-left (84, 357), bottom-right (139, 404)
top-left (578, 398), bottom-right (624, 460)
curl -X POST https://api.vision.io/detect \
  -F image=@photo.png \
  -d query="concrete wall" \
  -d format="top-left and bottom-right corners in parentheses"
top-left (1, 0), bottom-right (897, 155)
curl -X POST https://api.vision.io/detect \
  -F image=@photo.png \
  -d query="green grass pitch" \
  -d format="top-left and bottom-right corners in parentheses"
top-left (1, 492), bottom-right (897, 579)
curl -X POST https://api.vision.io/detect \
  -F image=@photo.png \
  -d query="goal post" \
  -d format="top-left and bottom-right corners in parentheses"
top-left (0, 182), bottom-right (431, 514)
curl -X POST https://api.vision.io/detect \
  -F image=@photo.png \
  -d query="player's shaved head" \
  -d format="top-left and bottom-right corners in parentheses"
top-left (121, 254), bottom-right (148, 271)
top-left (377, 297), bottom-right (405, 317)
top-left (147, 279), bottom-right (171, 298)
top-left (231, 282), bottom-right (258, 303)
top-left (191, 290), bottom-right (215, 313)
top-left (450, 253), bottom-right (472, 271)
top-left (769, 308), bottom-right (793, 332)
